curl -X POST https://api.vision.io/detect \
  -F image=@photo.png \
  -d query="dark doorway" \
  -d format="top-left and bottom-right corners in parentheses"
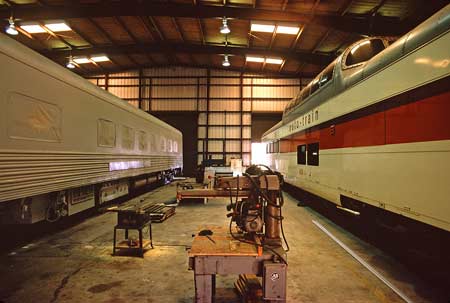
top-left (251, 113), bottom-right (282, 142)
top-left (150, 111), bottom-right (198, 177)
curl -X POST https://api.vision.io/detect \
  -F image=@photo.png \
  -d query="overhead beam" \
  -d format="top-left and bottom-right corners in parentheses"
top-left (43, 42), bottom-right (332, 66)
top-left (76, 63), bottom-right (315, 78)
top-left (0, 2), bottom-right (413, 35)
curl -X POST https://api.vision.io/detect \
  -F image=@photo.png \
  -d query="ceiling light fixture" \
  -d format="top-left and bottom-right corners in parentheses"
top-left (220, 17), bottom-right (231, 35)
top-left (5, 17), bottom-right (18, 35)
top-left (265, 58), bottom-right (283, 65)
top-left (222, 55), bottom-right (230, 67)
top-left (250, 22), bottom-right (275, 33)
top-left (90, 55), bottom-right (110, 62)
top-left (45, 21), bottom-right (72, 32)
top-left (20, 23), bottom-right (46, 33)
top-left (73, 57), bottom-right (90, 64)
top-left (276, 25), bottom-right (300, 35)
top-left (66, 56), bottom-right (75, 69)
top-left (246, 56), bottom-right (265, 63)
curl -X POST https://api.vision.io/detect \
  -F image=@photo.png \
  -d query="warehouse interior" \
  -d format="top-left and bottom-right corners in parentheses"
top-left (1, 0), bottom-right (447, 174)
top-left (1, 1), bottom-right (449, 302)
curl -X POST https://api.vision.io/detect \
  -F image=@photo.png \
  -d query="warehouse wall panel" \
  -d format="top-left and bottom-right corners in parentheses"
top-left (152, 100), bottom-right (197, 111)
top-left (209, 127), bottom-right (225, 138)
top-left (242, 127), bottom-right (251, 139)
top-left (226, 141), bottom-right (241, 152)
top-left (108, 86), bottom-right (139, 99)
top-left (210, 70), bottom-right (241, 77)
top-left (242, 140), bottom-right (251, 152)
top-left (152, 86), bottom-right (197, 98)
top-left (243, 114), bottom-right (252, 125)
top-left (86, 67), bottom-right (312, 167)
top-left (252, 100), bottom-right (289, 112)
top-left (144, 67), bottom-right (206, 77)
top-left (208, 141), bottom-right (223, 153)
top-left (210, 77), bottom-right (240, 85)
top-left (210, 86), bottom-right (240, 98)
top-left (209, 100), bottom-right (240, 111)
top-left (225, 127), bottom-right (241, 139)
top-left (198, 100), bottom-right (207, 111)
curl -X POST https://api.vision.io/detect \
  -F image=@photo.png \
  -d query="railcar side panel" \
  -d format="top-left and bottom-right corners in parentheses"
top-left (0, 33), bottom-right (182, 223)
top-left (263, 7), bottom-right (450, 232)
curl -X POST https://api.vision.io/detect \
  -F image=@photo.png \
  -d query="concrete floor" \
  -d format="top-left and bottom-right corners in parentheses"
top-left (0, 181), bottom-right (444, 303)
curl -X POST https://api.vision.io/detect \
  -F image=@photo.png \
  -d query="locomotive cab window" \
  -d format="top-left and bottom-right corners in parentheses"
top-left (345, 39), bottom-right (385, 67)
top-left (297, 144), bottom-right (306, 165)
top-left (307, 142), bottom-right (319, 166)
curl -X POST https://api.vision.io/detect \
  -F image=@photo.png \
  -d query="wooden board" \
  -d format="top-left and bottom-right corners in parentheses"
top-left (188, 225), bottom-right (258, 257)
top-left (177, 189), bottom-right (250, 199)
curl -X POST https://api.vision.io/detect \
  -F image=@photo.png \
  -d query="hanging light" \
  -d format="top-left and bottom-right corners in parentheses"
top-left (66, 56), bottom-right (75, 69)
top-left (222, 55), bottom-right (230, 67)
top-left (220, 17), bottom-right (230, 35)
top-left (5, 17), bottom-right (18, 36)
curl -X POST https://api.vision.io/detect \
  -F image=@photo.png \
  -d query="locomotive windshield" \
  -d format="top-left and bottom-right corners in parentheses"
top-left (345, 39), bottom-right (385, 67)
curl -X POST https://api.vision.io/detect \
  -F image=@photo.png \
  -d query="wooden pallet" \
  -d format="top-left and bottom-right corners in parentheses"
top-left (146, 203), bottom-right (176, 223)
top-left (107, 202), bottom-right (176, 223)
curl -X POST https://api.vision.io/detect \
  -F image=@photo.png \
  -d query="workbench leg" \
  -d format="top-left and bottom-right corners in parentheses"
top-left (112, 227), bottom-right (117, 255)
top-left (149, 222), bottom-right (154, 248)
top-left (194, 274), bottom-right (214, 303)
top-left (139, 229), bottom-right (143, 257)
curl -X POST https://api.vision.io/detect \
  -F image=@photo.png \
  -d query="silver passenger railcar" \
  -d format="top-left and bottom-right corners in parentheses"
top-left (0, 33), bottom-right (182, 224)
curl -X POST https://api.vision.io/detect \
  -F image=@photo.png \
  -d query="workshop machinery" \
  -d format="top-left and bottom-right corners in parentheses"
top-left (185, 165), bottom-right (289, 302)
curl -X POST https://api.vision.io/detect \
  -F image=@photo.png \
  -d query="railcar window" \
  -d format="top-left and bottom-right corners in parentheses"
top-left (8, 93), bottom-right (62, 142)
top-left (297, 144), bottom-right (306, 165)
top-left (98, 119), bottom-right (116, 147)
top-left (319, 63), bottom-right (335, 87)
top-left (121, 125), bottom-right (134, 150)
top-left (301, 85), bottom-right (311, 100)
top-left (346, 39), bottom-right (385, 67)
top-left (138, 131), bottom-right (147, 151)
top-left (307, 142), bottom-right (319, 166)
top-left (149, 134), bottom-right (156, 152)
top-left (310, 78), bottom-right (320, 95)
top-left (160, 136), bottom-right (166, 152)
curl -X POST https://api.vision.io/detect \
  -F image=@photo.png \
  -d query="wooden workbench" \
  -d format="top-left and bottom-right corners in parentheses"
top-left (188, 225), bottom-right (286, 303)
top-left (189, 225), bottom-right (258, 257)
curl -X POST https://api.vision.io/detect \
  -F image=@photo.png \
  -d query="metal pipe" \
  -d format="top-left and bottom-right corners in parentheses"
top-left (336, 205), bottom-right (360, 216)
